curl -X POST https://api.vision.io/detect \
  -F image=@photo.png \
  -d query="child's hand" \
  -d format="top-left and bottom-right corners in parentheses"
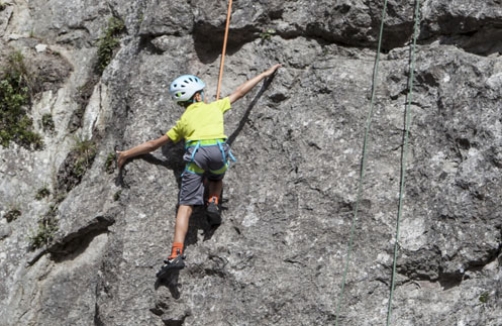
top-left (263, 64), bottom-right (282, 77)
top-left (116, 150), bottom-right (127, 169)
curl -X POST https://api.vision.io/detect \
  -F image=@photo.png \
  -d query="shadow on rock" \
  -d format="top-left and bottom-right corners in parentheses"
top-left (116, 141), bottom-right (186, 188)
top-left (227, 72), bottom-right (277, 146)
top-left (184, 206), bottom-right (223, 246)
top-left (155, 269), bottom-right (181, 299)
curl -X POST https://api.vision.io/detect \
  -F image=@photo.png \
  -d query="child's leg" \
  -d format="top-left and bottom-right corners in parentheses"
top-left (193, 145), bottom-right (228, 204)
top-left (208, 179), bottom-right (223, 203)
top-left (174, 205), bottom-right (193, 244)
top-left (169, 161), bottom-right (202, 260)
top-left (168, 204), bottom-right (193, 259)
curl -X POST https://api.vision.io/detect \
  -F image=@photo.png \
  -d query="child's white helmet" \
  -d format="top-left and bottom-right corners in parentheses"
top-left (169, 75), bottom-right (206, 102)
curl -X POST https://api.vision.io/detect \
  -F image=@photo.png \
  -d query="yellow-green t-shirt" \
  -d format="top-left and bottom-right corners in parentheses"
top-left (166, 97), bottom-right (232, 143)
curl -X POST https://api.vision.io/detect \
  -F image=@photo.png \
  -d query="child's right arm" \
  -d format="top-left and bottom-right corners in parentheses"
top-left (116, 135), bottom-right (171, 168)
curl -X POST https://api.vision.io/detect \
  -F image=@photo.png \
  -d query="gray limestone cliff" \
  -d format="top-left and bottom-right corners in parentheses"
top-left (0, 1), bottom-right (501, 325)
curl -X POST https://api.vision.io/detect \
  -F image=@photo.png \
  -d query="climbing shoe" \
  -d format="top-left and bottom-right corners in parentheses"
top-left (206, 197), bottom-right (221, 226)
top-left (161, 254), bottom-right (185, 270)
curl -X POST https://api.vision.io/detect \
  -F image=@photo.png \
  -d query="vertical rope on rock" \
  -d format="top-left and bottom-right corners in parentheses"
top-left (334, 1), bottom-right (389, 325)
top-left (386, 0), bottom-right (421, 325)
top-left (216, 0), bottom-right (233, 100)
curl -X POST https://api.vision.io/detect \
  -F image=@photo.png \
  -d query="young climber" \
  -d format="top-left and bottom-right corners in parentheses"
top-left (116, 63), bottom-right (281, 270)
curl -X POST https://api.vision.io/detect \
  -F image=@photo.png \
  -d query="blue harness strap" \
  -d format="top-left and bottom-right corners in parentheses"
top-left (181, 139), bottom-right (236, 177)
top-left (181, 141), bottom-right (201, 176)
top-left (189, 141), bottom-right (201, 162)
top-left (217, 140), bottom-right (236, 166)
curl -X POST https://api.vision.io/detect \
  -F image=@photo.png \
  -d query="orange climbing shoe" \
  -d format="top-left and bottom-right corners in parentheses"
top-left (162, 249), bottom-right (185, 270)
top-left (162, 255), bottom-right (185, 270)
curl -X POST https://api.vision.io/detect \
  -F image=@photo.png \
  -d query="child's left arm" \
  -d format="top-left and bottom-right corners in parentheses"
top-left (228, 64), bottom-right (281, 104)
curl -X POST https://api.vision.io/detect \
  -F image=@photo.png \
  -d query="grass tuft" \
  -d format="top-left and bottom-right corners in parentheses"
top-left (4, 209), bottom-right (21, 222)
top-left (73, 135), bottom-right (97, 178)
top-left (35, 187), bottom-right (51, 200)
top-left (0, 51), bottom-right (43, 149)
top-left (105, 152), bottom-right (116, 174)
top-left (96, 17), bottom-right (125, 74)
top-left (29, 205), bottom-right (58, 249)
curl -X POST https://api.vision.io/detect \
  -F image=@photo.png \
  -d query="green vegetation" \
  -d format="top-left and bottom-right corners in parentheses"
top-left (479, 292), bottom-right (489, 304)
top-left (73, 135), bottom-right (97, 177)
top-left (29, 205), bottom-right (58, 249)
top-left (0, 51), bottom-right (43, 149)
top-left (259, 28), bottom-right (276, 43)
top-left (113, 190), bottom-right (122, 201)
top-left (4, 209), bottom-right (21, 222)
top-left (96, 17), bottom-right (125, 74)
top-left (41, 113), bottom-right (55, 132)
top-left (53, 192), bottom-right (67, 204)
top-left (35, 187), bottom-right (51, 200)
top-left (55, 136), bottom-right (97, 193)
top-left (105, 152), bottom-right (116, 173)
top-left (4, 199), bottom-right (21, 222)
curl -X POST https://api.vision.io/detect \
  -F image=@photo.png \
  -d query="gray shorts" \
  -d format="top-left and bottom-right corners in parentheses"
top-left (178, 143), bottom-right (231, 205)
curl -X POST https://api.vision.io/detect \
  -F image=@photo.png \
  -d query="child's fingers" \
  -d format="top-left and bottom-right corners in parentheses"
top-left (116, 151), bottom-right (124, 169)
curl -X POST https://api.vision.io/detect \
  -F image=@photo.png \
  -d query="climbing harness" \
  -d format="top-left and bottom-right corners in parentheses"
top-left (182, 139), bottom-right (236, 176)
top-left (216, 0), bottom-right (233, 100)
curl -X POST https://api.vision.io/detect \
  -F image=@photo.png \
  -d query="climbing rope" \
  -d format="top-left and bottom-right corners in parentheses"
top-left (386, 0), bottom-right (421, 325)
top-left (334, 1), bottom-right (389, 325)
top-left (216, 0), bottom-right (233, 100)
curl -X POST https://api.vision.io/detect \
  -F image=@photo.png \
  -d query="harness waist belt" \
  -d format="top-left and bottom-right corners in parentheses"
top-left (185, 138), bottom-right (226, 148)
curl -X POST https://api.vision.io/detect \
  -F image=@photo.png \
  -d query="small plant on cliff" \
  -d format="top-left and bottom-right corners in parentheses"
top-left (41, 113), bottom-right (55, 132)
top-left (35, 187), bottom-right (51, 200)
top-left (73, 135), bottom-right (97, 177)
top-left (113, 190), bottom-right (122, 201)
top-left (96, 17), bottom-right (125, 74)
top-left (0, 51), bottom-right (43, 149)
top-left (29, 205), bottom-right (58, 249)
top-left (105, 152), bottom-right (116, 174)
top-left (259, 28), bottom-right (276, 43)
top-left (4, 207), bottom-right (21, 222)
top-left (479, 291), bottom-right (489, 304)
top-left (53, 192), bottom-right (67, 204)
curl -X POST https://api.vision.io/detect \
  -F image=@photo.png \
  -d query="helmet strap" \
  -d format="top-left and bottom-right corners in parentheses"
top-left (178, 91), bottom-right (204, 108)
top-left (192, 91), bottom-right (204, 103)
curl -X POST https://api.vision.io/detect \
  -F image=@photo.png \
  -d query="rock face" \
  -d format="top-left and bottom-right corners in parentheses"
top-left (1, 1), bottom-right (501, 325)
